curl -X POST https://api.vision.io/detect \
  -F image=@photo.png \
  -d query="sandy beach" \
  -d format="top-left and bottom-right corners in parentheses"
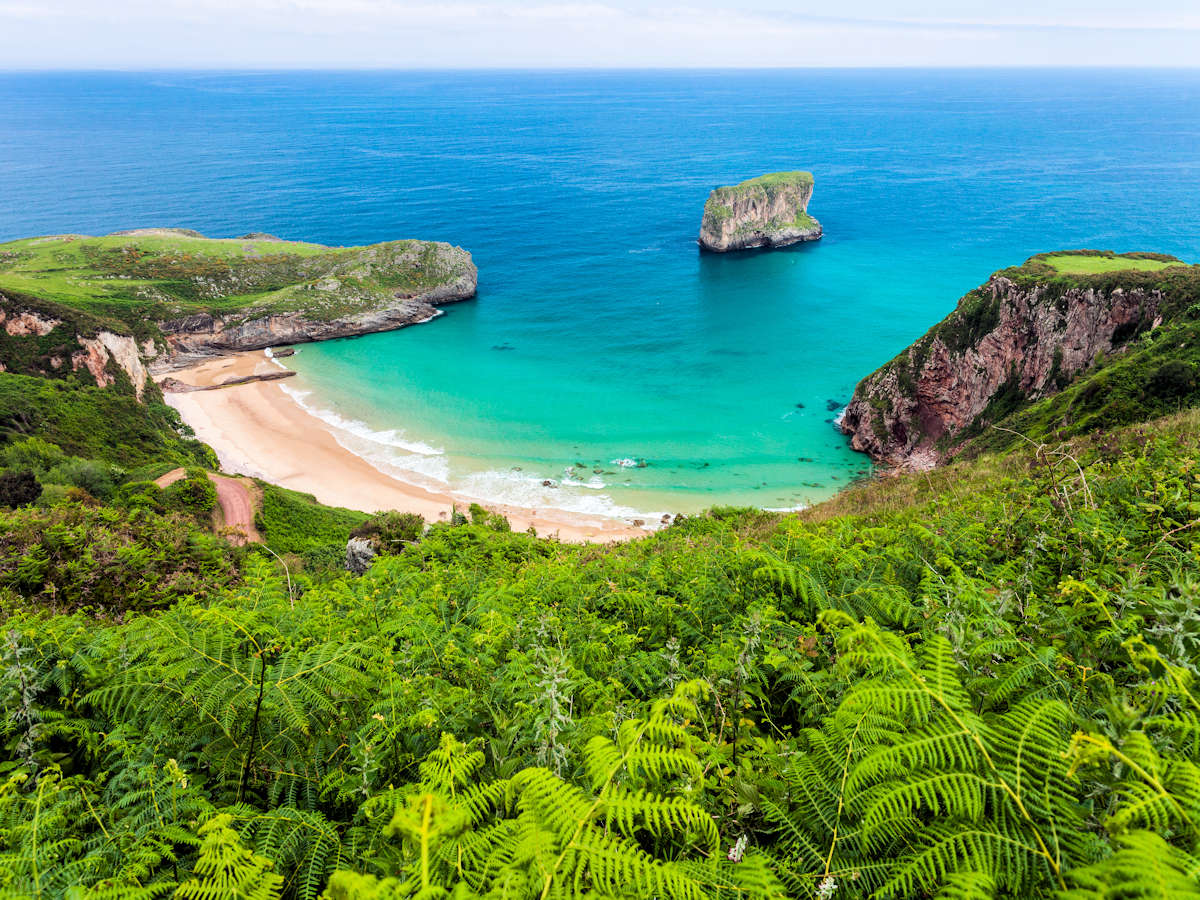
top-left (159, 351), bottom-right (649, 543)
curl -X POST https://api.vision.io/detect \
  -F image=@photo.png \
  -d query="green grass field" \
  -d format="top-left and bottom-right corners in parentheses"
top-left (1042, 253), bottom-right (1182, 274)
top-left (0, 231), bottom-right (340, 306)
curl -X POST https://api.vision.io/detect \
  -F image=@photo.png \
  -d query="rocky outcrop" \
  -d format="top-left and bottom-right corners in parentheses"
top-left (72, 331), bottom-right (152, 399)
top-left (840, 259), bottom-right (1177, 469)
top-left (345, 537), bottom-right (376, 575)
top-left (160, 370), bottom-right (297, 393)
top-left (1, 309), bottom-right (59, 336)
top-left (158, 296), bottom-right (451, 360)
top-left (698, 172), bottom-right (822, 252)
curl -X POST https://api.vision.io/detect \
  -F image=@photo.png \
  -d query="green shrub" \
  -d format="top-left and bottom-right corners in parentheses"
top-left (350, 510), bottom-right (425, 554)
top-left (468, 502), bottom-right (511, 531)
top-left (300, 542), bottom-right (347, 572)
top-left (64, 485), bottom-right (100, 506)
top-left (0, 436), bottom-right (66, 475)
top-left (115, 479), bottom-right (166, 514)
top-left (45, 457), bottom-right (119, 500)
top-left (164, 469), bottom-right (216, 517)
top-left (1148, 359), bottom-right (1197, 399)
top-left (0, 469), bottom-right (41, 508)
top-left (0, 502), bottom-right (239, 611)
top-left (33, 483), bottom-right (70, 508)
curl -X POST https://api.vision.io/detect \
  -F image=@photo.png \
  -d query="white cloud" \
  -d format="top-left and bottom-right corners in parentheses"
top-left (1, 0), bottom-right (1198, 66)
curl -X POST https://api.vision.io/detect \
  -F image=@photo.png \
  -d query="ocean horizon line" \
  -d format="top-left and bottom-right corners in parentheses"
top-left (4, 65), bottom-right (1200, 74)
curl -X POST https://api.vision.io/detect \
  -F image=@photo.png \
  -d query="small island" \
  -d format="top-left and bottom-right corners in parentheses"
top-left (698, 171), bottom-right (823, 252)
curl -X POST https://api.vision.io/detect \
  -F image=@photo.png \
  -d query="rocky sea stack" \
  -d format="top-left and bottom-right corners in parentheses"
top-left (698, 171), bottom-right (823, 252)
top-left (840, 250), bottom-right (1200, 470)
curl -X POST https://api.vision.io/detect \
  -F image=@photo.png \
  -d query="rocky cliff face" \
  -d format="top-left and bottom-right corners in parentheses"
top-left (76, 331), bottom-right (151, 400)
top-left (698, 172), bottom-right (822, 252)
top-left (840, 260), bottom-right (1176, 469)
top-left (0, 297), bottom-right (152, 398)
top-left (156, 266), bottom-right (474, 365)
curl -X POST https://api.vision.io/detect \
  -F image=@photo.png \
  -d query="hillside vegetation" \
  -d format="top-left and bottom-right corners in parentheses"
top-left (2, 374), bottom-right (1200, 896)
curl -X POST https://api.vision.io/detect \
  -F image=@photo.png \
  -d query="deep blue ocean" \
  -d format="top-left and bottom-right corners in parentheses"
top-left (2, 70), bottom-right (1198, 517)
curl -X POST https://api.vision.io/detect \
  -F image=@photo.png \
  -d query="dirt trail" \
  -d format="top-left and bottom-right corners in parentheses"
top-left (154, 468), bottom-right (262, 545)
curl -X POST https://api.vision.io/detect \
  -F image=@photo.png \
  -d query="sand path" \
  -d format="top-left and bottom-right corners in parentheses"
top-left (155, 467), bottom-right (262, 545)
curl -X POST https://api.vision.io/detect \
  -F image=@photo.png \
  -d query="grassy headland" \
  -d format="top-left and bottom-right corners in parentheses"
top-left (0, 229), bottom-right (474, 336)
top-left (843, 249), bottom-right (1200, 466)
top-left (1042, 251), bottom-right (1181, 274)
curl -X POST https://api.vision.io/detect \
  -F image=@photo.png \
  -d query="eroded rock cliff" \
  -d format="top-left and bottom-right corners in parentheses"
top-left (840, 252), bottom-right (1195, 469)
top-left (698, 172), bottom-right (822, 252)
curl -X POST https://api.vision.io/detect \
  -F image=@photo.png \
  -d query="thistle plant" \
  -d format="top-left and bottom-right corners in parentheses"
top-left (2, 629), bottom-right (39, 773)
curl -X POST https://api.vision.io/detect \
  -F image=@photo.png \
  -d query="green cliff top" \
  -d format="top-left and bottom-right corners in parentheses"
top-left (993, 250), bottom-right (1199, 320)
top-left (0, 229), bottom-right (474, 337)
top-left (1004, 249), bottom-right (1191, 280)
top-left (706, 171), bottom-right (814, 208)
top-left (1041, 252), bottom-right (1180, 275)
top-left (717, 171), bottom-right (814, 191)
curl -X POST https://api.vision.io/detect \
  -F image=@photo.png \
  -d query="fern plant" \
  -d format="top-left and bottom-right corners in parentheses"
top-left (87, 559), bottom-right (370, 806)
top-left (764, 618), bottom-right (1088, 898)
top-left (327, 682), bottom-right (784, 900)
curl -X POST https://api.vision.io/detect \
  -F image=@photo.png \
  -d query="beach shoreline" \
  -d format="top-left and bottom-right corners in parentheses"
top-left (158, 351), bottom-right (651, 544)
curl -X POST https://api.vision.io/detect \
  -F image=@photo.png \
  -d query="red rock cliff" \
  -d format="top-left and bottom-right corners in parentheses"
top-left (840, 267), bottom-right (1169, 469)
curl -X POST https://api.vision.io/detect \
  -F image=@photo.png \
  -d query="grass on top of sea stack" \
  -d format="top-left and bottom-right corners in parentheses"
top-left (723, 171), bottom-right (814, 190)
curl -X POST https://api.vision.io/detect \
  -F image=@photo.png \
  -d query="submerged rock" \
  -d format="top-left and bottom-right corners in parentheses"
top-left (698, 171), bottom-right (823, 252)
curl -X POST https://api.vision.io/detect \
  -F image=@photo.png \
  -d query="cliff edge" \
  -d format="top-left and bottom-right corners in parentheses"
top-left (840, 251), bottom-right (1200, 469)
top-left (698, 172), bottom-right (822, 252)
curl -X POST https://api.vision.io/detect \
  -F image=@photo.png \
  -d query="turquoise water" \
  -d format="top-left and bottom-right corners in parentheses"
top-left (2, 70), bottom-right (1199, 517)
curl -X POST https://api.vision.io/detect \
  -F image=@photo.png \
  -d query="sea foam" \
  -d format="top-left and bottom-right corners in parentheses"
top-left (278, 384), bottom-right (451, 484)
top-left (458, 468), bottom-right (666, 523)
top-left (278, 384), bottom-right (665, 523)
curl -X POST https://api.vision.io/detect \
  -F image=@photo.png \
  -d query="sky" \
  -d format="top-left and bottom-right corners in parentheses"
top-left (3, 0), bottom-right (1200, 68)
